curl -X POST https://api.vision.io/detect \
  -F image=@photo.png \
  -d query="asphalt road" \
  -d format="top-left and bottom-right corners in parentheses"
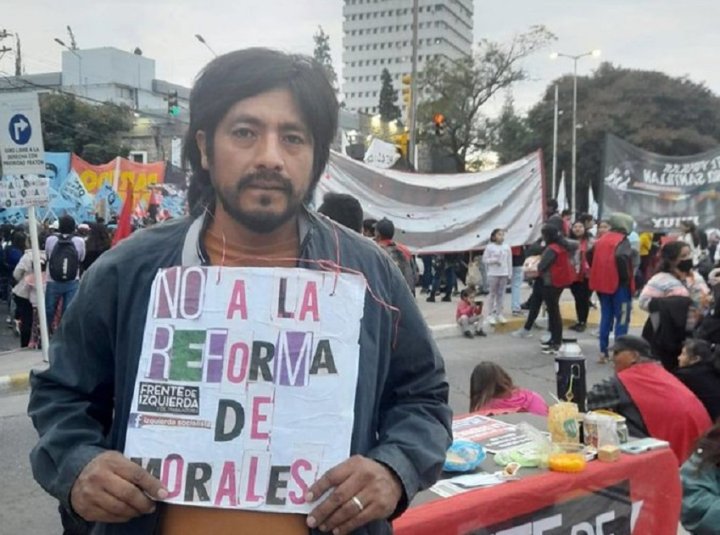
top-left (0, 320), bottom-right (617, 534)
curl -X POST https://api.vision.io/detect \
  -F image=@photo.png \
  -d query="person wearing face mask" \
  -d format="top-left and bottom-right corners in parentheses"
top-left (639, 241), bottom-right (710, 313)
top-left (639, 241), bottom-right (711, 370)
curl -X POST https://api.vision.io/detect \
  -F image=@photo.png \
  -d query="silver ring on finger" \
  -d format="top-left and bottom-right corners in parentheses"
top-left (351, 495), bottom-right (364, 513)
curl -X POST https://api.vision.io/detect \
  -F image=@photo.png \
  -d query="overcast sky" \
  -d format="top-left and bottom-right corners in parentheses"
top-left (2, 0), bottom-right (719, 117)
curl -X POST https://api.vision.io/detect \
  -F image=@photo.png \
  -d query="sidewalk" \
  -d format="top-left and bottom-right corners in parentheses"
top-left (0, 349), bottom-right (46, 393)
top-left (418, 289), bottom-right (648, 339)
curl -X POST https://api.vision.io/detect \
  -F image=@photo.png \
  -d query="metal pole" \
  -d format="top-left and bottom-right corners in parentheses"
top-left (408, 0), bottom-right (419, 169)
top-left (552, 84), bottom-right (558, 199)
top-left (571, 59), bottom-right (578, 216)
top-left (28, 205), bottom-right (50, 362)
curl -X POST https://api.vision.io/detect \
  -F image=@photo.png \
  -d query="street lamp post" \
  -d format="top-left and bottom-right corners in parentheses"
top-left (195, 34), bottom-right (217, 57)
top-left (551, 84), bottom-right (558, 199)
top-left (54, 37), bottom-right (83, 96)
top-left (550, 49), bottom-right (601, 215)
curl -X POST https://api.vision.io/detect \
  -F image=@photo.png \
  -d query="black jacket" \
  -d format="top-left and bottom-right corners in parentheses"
top-left (642, 296), bottom-right (693, 371)
top-left (674, 361), bottom-right (720, 421)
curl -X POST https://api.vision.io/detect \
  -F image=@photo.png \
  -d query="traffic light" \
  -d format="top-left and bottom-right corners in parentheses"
top-left (401, 74), bottom-right (412, 111)
top-left (433, 113), bottom-right (445, 136)
top-left (167, 91), bottom-right (180, 116)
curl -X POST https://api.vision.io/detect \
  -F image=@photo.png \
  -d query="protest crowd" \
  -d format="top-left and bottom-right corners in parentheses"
top-left (9, 47), bottom-right (719, 535)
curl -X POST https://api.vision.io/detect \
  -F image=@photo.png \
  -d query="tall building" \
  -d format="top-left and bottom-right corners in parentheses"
top-left (342, 0), bottom-right (473, 114)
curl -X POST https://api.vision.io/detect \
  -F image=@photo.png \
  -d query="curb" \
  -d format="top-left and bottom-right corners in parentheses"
top-left (0, 370), bottom-right (32, 393)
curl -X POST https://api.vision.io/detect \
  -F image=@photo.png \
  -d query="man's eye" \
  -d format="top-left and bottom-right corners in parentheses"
top-left (232, 128), bottom-right (255, 139)
top-left (284, 134), bottom-right (306, 145)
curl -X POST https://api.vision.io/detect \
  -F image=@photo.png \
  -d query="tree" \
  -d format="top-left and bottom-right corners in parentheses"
top-left (417, 25), bottom-right (555, 172)
top-left (378, 68), bottom-right (401, 122)
top-left (489, 93), bottom-right (536, 165)
top-left (313, 26), bottom-right (338, 93)
top-left (526, 63), bottom-right (720, 211)
top-left (40, 93), bottom-right (133, 164)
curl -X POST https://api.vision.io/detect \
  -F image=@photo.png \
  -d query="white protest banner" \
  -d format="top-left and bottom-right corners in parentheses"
top-left (363, 138), bottom-right (400, 169)
top-left (124, 266), bottom-right (365, 513)
top-left (0, 174), bottom-right (49, 208)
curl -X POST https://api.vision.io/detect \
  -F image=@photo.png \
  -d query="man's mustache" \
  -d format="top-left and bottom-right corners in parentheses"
top-left (237, 171), bottom-right (293, 193)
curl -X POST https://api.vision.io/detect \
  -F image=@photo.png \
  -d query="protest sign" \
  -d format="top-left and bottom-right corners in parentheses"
top-left (602, 134), bottom-right (720, 231)
top-left (124, 266), bottom-right (366, 513)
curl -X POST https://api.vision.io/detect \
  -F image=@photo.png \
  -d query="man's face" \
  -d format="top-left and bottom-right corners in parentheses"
top-left (612, 349), bottom-right (638, 372)
top-left (196, 88), bottom-right (314, 234)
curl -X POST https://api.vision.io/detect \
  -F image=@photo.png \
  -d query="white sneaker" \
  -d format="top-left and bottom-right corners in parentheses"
top-left (496, 314), bottom-right (507, 324)
top-left (511, 328), bottom-right (532, 338)
top-left (487, 315), bottom-right (497, 326)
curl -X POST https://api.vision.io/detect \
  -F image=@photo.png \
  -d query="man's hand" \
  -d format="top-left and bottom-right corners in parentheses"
top-left (70, 451), bottom-right (168, 523)
top-left (305, 455), bottom-right (403, 535)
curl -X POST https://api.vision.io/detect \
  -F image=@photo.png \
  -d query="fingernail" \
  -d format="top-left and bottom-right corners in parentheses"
top-left (305, 491), bottom-right (314, 502)
top-left (333, 529), bottom-right (340, 535)
top-left (157, 488), bottom-right (169, 500)
top-left (307, 516), bottom-right (316, 528)
top-left (320, 525), bottom-right (327, 532)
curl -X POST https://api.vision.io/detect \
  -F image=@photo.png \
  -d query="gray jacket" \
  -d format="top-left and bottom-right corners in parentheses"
top-left (28, 212), bottom-right (452, 535)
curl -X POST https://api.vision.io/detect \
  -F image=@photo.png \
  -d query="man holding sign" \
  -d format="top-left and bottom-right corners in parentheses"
top-left (28, 48), bottom-right (451, 535)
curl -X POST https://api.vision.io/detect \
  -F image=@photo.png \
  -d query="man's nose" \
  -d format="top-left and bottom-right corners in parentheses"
top-left (254, 134), bottom-right (284, 172)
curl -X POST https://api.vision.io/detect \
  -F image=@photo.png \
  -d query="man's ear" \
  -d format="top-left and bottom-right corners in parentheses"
top-left (196, 130), bottom-right (209, 170)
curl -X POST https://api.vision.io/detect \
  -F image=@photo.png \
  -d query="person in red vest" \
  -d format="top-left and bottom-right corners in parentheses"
top-left (587, 335), bottom-right (711, 464)
top-left (588, 213), bottom-right (636, 363)
top-left (536, 224), bottom-right (575, 354)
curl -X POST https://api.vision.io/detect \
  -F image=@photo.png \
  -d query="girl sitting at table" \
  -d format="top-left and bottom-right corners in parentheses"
top-left (469, 362), bottom-right (549, 416)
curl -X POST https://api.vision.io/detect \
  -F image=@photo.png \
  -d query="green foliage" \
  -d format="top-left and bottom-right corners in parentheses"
top-left (488, 94), bottom-right (536, 165)
top-left (313, 26), bottom-right (338, 93)
top-left (526, 63), bottom-right (720, 211)
top-left (378, 68), bottom-right (401, 122)
top-left (418, 25), bottom-right (556, 172)
top-left (40, 93), bottom-right (133, 164)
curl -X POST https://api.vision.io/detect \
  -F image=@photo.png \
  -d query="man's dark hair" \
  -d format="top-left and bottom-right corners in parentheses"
top-left (547, 199), bottom-right (558, 212)
top-left (317, 193), bottom-right (363, 233)
top-left (183, 48), bottom-right (339, 216)
top-left (58, 215), bottom-right (76, 235)
top-left (362, 218), bottom-right (377, 234)
top-left (375, 218), bottom-right (395, 240)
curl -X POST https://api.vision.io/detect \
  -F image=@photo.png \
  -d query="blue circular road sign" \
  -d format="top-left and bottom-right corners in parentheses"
top-left (8, 113), bottom-right (32, 145)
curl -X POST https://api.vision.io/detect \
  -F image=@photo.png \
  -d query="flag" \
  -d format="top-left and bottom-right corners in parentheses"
top-left (588, 184), bottom-right (599, 219)
top-left (112, 188), bottom-right (135, 247)
top-left (556, 171), bottom-right (567, 211)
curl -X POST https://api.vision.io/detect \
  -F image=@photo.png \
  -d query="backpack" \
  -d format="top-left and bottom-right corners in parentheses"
top-left (383, 242), bottom-right (416, 290)
top-left (49, 235), bottom-right (79, 282)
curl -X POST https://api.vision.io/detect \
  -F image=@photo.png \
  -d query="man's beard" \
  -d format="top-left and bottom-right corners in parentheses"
top-left (215, 170), bottom-right (308, 234)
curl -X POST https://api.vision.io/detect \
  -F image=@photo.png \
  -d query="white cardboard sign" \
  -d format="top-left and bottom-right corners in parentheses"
top-left (124, 266), bottom-right (365, 513)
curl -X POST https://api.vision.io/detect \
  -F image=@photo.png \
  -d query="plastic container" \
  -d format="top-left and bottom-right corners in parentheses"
top-left (548, 444), bottom-right (587, 473)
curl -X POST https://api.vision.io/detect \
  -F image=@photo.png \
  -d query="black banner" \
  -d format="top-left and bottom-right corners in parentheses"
top-left (602, 134), bottom-right (720, 231)
top-left (469, 481), bottom-right (633, 535)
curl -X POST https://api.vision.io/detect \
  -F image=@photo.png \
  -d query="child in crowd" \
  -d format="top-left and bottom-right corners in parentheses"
top-left (456, 289), bottom-right (486, 339)
top-left (675, 339), bottom-right (720, 421)
top-left (469, 361), bottom-right (548, 415)
top-left (482, 228), bottom-right (512, 325)
top-left (681, 421), bottom-right (720, 533)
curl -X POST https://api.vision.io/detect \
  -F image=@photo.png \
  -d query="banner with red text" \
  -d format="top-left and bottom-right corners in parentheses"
top-left (124, 266), bottom-right (365, 513)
